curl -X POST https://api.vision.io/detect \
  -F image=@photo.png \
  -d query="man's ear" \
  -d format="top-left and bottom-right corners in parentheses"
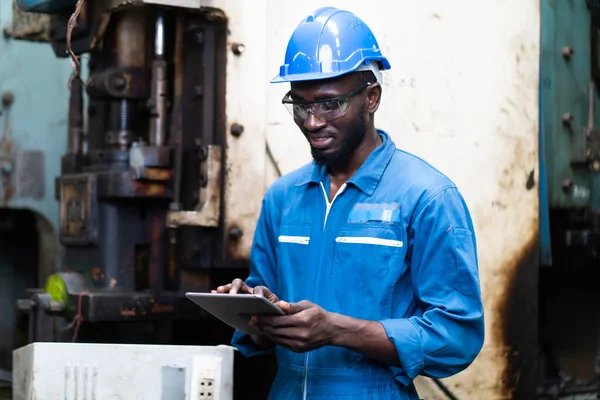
top-left (366, 83), bottom-right (382, 113)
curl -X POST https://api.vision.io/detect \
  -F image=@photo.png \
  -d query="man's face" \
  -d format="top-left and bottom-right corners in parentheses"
top-left (288, 73), bottom-right (369, 169)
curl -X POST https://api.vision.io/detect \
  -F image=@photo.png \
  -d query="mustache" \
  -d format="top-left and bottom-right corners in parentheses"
top-left (303, 130), bottom-right (336, 139)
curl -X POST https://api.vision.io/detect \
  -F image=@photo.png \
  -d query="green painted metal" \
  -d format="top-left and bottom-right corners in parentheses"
top-left (0, 1), bottom-right (73, 376)
top-left (0, 0), bottom-right (72, 231)
top-left (541, 0), bottom-right (600, 210)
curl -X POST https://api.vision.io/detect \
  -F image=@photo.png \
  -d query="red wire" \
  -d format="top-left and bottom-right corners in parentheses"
top-left (71, 290), bottom-right (90, 343)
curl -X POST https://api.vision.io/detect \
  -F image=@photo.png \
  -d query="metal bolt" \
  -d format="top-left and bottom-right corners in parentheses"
top-left (199, 173), bottom-right (208, 187)
top-left (198, 145), bottom-right (208, 161)
top-left (2, 91), bottom-right (14, 108)
top-left (195, 31), bottom-right (205, 44)
top-left (229, 227), bottom-right (243, 240)
top-left (562, 46), bottom-right (574, 59)
top-left (111, 75), bottom-right (126, 90)
top-left (562, 112), bottom-right (573, 125)
top-left (562, 178), bottom-right (574, 193)
top-left (232, 43), bottom-right (245, 56)
top-left (230, 123), bottom-right (244, 137)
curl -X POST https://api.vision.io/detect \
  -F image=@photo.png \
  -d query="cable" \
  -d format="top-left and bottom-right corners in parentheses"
top-left (432, 378), bottom-right (460, 400)
top-left (71, 290), bottom-right (90, 342)
top-left (266, 142), bottom-right (282, 177)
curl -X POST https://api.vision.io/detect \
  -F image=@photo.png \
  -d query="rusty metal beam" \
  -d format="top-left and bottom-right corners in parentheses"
top-left (166, 145), bottom-right (222, 228)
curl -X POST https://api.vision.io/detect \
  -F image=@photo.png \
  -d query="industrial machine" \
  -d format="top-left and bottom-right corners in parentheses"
top-left (2, 0), bottom-right (276, 397)
top-left (537, 1), bottom-right (600, 398)
top-left (3, 0), bottom-right (600, 399)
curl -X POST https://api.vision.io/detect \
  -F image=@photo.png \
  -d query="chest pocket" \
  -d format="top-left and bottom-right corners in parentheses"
top-left (276, 222), bottom-right (312, 303)
top-left (331, 222), bottom-right (407, 320)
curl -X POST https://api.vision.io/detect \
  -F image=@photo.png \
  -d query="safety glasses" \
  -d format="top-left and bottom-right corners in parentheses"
top-left (281, 82), bottom-right (370, 122)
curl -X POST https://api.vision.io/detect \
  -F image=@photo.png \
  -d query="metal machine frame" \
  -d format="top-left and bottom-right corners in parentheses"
top-left (5, 0), bottom-right (277, 397)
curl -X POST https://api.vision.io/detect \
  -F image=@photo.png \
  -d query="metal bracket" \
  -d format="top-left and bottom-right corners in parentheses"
top-left (58, 174), bottom-right (98, 246)
top-left (166, 145), bottom-right (222, 228)
top-left (570, 82), bottom-right (600, 171)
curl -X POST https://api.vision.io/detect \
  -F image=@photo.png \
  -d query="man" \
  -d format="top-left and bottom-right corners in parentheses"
top-left (213, 6), bottom-right (485, 399)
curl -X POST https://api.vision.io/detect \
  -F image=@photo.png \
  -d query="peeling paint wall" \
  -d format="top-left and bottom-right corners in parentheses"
top-left (217, 0), bottom-right (540, 398)
top-left (200, 0), bottom-right (269, 261)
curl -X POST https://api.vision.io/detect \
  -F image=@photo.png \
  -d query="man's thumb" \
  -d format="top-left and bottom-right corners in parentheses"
top-left (275, 300), bottom-right (291, 314)
top-left (275, 300), bottom-right (312, 314)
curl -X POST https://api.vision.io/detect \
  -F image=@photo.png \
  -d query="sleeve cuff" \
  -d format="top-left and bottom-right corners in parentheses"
top-left (230, 330), bottom-right (274, 358)
top-left (379, 318), bottom-right (424, 385)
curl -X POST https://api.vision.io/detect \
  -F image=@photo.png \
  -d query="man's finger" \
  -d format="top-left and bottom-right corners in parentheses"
top-left (253, 286), bottom-right (271, 298)
top-left (266, 336), bottom-right (308, 353)
top-left (287, 300), bottom-right (314, 314)
top-left (275, 300), bottom-right (291, 313)
top-left (230, 278), bottom-right (245, 294)
top-left (215, 284), bottom-right (231, 293)
top-left (253, 286), bottom-right (281, 303)
top-left (256, 312), bottom-right (303, 328)
top-left (257, 323), bottom-right (294, 339)
top-left (249, 315), bottom-right (258, 329)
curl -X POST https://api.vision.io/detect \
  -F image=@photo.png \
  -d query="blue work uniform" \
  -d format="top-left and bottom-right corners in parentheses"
top-left (232, 130), bottom-right (485, 399)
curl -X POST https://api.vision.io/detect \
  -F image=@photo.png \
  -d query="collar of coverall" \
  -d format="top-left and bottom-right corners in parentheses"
top-left (295, 129), bottom-right (395, 196)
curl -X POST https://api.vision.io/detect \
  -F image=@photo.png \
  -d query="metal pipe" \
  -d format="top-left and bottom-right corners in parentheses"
top-left (170, 12), bottom-right (184, 208)
top-left (68, 64), bottom-right (83, 155)
top-left (149, 13), bottom-right (168, 147)
top-left (106, 100), bottom-right (136, 150)
top-left (155, 13), bottom-right (164, 58)
top-left (588, 82), bottom-right (595, 135)
top-left (100, 7), bottom-right (148, 152)
top-left (103, 8), bottom-right (148, 69)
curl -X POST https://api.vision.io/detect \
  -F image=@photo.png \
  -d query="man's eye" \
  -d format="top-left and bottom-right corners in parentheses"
top-left (293, 104), bottom-right (307, 112)
top-left (320, 101), bottom-right (340, 112)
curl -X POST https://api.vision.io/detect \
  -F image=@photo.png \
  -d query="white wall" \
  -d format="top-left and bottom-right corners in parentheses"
top-left (214, 1), bottom-right (540, 397)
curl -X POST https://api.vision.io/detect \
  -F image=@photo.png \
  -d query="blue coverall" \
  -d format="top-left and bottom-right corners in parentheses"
top-left (232, 130), bottom-right (485, 399)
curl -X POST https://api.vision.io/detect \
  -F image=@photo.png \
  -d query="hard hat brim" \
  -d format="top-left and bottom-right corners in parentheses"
top-left (270, 58), bottom-right (391, 84)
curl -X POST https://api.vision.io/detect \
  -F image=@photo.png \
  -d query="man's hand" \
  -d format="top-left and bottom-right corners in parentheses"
top-left (211, 278), bottom-right (280, 304)
top-left (211, 279), bottom-right (285, 349)
top-left (254, 300), bottom-right (337, 353)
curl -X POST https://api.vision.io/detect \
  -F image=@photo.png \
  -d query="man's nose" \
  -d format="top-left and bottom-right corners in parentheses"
top-left (303, 111), bottom-right (327, 131)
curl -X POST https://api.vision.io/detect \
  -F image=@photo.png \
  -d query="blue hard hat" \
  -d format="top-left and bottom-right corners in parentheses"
top-left (271, 7), bottom-right (391, 84)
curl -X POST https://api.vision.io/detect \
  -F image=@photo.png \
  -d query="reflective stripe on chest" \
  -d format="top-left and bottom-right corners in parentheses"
top-left (335, 236), bottom-right (403, 247)
top-left (278, 235), bottom-right (310, 245)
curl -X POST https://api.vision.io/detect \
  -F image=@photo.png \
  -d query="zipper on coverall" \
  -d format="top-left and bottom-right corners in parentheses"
top-left (302, 182), bottom-right (347, 400)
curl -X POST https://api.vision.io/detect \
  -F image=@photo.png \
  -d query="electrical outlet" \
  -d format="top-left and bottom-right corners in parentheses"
top-left (198, 378), bottom-right (214, 399)
top-left (188, 355), bottom-right (222, 400)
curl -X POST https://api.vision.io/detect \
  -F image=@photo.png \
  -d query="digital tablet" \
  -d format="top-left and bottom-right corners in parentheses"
top-left (185, 292), bottom-right (286, 335)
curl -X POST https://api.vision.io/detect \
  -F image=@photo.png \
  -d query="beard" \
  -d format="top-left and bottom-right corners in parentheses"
top-left (308, 107), bottom-right (367, 170)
